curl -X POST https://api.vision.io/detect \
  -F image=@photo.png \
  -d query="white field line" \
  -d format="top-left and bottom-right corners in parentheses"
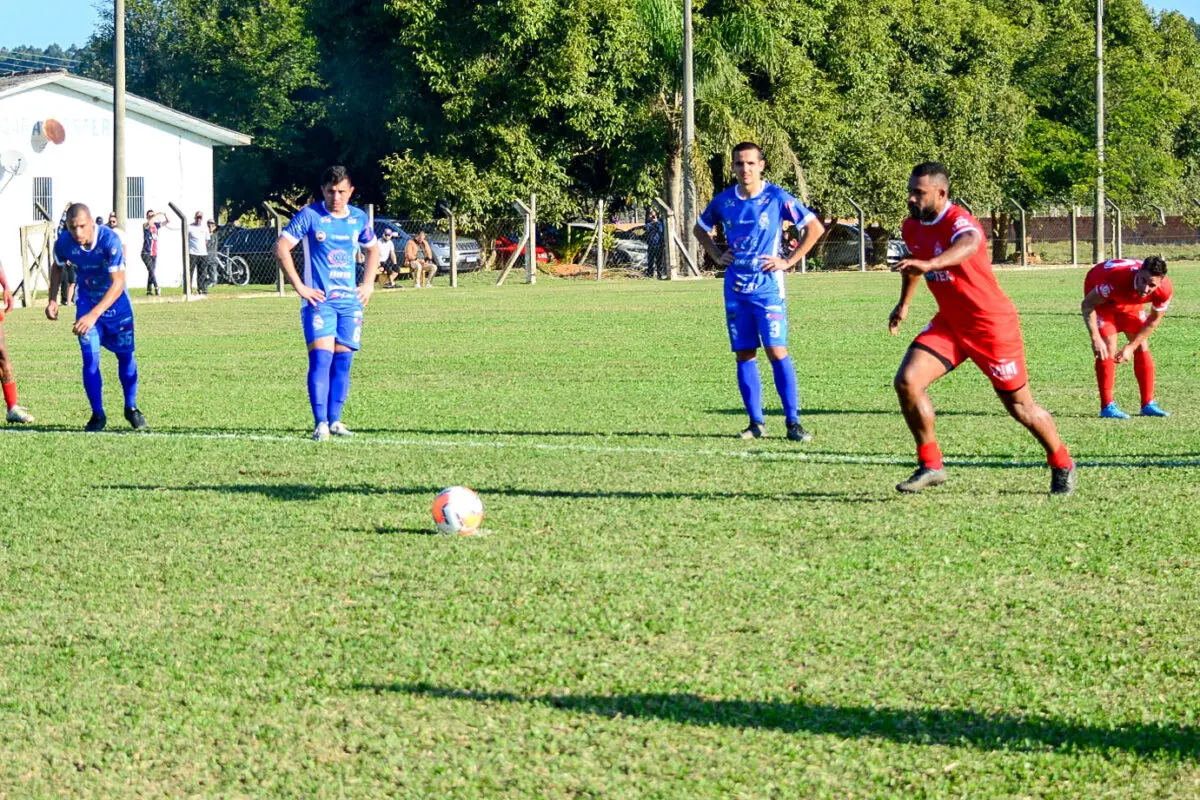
top-left (3, 426), bottom-right (1199, 470)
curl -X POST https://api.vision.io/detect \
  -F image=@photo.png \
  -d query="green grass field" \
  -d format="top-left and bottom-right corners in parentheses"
top-left (1, 267), bottom-right (1198, 797)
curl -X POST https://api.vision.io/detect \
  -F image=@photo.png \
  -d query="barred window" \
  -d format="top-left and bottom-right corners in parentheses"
top-left (32, 177), bottom-right (52, 221)
top-left (127, 176), bottom-right (145, 220)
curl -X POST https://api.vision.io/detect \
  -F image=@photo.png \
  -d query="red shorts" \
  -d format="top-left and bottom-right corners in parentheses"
top-left (912, 314), bottom-right (1029, 392)
top-left (1096, 307), bottom-right (1145, 339)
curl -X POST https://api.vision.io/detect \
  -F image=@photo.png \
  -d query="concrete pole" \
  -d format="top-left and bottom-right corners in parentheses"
top-left (113, 0), bottom-right (127, 227)
top-left (681, 0), bottom-right (697, 269)
top-left (1093, 0), bottom-right (1105, 263)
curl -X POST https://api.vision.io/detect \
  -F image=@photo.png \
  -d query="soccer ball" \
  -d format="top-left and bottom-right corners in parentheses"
top-left (431, 487), bottom-right (484, 535)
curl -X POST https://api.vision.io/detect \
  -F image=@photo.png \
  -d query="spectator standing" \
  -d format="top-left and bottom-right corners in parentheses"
top-left (187, 212), bottom-right (213, 294)
top-left (106, 213), bottom-right (130, 271)
top-left (142, 210), bottom-right (166, 295)
top-left (56, 201), bottom-right (77, 305)
top-left (645, 209), bottom-right (665, 279)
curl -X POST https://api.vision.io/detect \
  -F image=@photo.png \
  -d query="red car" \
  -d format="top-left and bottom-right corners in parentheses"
top-left (494, 235), bottom-right (553, 264)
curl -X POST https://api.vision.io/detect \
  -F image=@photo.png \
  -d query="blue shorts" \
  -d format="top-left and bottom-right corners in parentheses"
top-left (725, 292), bottom-right (788, 351)
top-left (301, 299), bottom-right (363, 351)
top-left (78, 307), bottom-right (135, 354)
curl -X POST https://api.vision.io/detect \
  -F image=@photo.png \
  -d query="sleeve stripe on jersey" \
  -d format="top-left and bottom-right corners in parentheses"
top-left (949, 226), bottom-right (982, 243)
top-left (279, 231), bottom-right (301, 245)
top-left (1153, 302), bottom-right (1170, 311)
top-left (797, 212), bottom-right (816, 228)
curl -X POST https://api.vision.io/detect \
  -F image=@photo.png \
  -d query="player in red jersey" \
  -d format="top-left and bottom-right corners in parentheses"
top-left (888, 162), bottom-right (1075, 494)
top-left (0, 256), bottom-right (35, 424)
top-left (1081, 256), bottom-right (1172, 418)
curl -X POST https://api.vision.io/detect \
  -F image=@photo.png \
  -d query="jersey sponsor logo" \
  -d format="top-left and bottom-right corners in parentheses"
top-left (327, 249), bottom-right (351, 266)
top-left (989, 360), bottom-right (1019, 380)
top-left (315, 230), bottom-right (327, 242)
top-left (925, 269), bottom-right (953, 283)
top-left (321, 216), bottom-right (332, 223)
top-left (724, 198), bottom-right (736, 208)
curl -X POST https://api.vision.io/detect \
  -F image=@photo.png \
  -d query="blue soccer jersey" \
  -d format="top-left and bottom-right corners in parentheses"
top-left (698, 182), bottom-right (816, 297)
top-left (280, 201), bottom-right (376, 302)
top-left (54, 225), bottom-right (132, 317)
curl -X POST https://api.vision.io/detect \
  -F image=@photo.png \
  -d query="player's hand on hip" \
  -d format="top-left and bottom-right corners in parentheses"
top-left (719, 250), bottom-right (735, 266)
top-left (357, 284), bottom-right (374, 306)
top-left (758, 255), bottom-right (790, 273)
top-left (297, 285), bottom-right (325, 306)
top-left (1115, 343), bottom-right (1136, 364)
top-left (1091, 336), bottom-right (1110, 361)
top-left (888, 303), bottom-right (907, 336)
top-left (45, 300), bottom-right (59, 321)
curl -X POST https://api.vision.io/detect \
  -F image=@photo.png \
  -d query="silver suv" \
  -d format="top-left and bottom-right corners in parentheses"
top-left (375, 219), bottom-right (483, 272)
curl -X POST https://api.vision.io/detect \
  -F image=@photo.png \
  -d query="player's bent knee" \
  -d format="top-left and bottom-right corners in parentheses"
top-left (764, 346), bottom-right (788, 361)
top-left (734, 349), bottom-right (758, 363)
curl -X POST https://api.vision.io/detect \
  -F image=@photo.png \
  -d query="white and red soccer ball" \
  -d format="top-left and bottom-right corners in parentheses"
top-left (431, 486), bottom-right (484, 535)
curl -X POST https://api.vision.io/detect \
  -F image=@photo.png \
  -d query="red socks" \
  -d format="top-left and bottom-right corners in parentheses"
top-left (1133, 349), bottom-right (1155, 407)
top-left (1094, 358), bottom-right (1115, 408)
top-left (1047, 445), bottom-right (1073, 470)
top-left (2, 382), bottom-right (16, 410)
top-left (917, 441), bottom-right (943, 470)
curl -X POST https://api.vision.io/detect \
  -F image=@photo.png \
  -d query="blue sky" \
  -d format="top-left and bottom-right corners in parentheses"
top-left (2, 0), bottom-right (1199, 51)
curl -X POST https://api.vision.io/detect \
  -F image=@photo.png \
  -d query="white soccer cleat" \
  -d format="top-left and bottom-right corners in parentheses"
top-left (329, 421), bottom-right (353, 437)
top-left (5, 406), bottom-right (34, 424)
top-left (312, 422), bottom-right (331, 442)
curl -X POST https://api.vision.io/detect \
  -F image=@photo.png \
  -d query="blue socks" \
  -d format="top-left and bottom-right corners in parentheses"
top-left (117, 352), bottom-right (138, 409)
top-left (770, 355), bottom-right (801, 424)
top-left (307, 348), bottom-right (333, 425)
top-left (80, 338), bottom-right (104, 415)
top-left (328, 351), bottom-right (353, 423)
top-left (736, 359), bottom-right (764, 424)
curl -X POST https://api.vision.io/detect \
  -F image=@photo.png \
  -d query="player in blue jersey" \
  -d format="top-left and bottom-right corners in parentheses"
top-left (46, 203), bottom-right (147, 431)
top-left (694, 142), bottom-right (826, 441)
top-left (275, 166), bottom-right (379, 441)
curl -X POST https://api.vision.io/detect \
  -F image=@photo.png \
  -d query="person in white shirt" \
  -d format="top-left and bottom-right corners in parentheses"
top-left (187, 211), bottom-right (213, 294)
top-left (105, 212), bottom-right (129, 266)
top-left (377, 229), bottom-right (399, 287)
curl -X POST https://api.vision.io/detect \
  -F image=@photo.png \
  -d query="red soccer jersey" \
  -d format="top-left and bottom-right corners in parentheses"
top-left (900, 204), bottom-right (1018, 333)
top-left (1084, 259), bottom-right (1173, 312)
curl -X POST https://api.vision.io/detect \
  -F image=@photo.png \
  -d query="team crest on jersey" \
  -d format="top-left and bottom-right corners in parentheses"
top-left (312, 314), bottom-right (324, 330)
top-left (759, 212), bottom-right (769, 229)
top-left (315, 230), bottom-right (327, 243)
top-left (1098, 284), bottom-right (1112, 297)
top-left (933, 243), bottom-right (943, 256)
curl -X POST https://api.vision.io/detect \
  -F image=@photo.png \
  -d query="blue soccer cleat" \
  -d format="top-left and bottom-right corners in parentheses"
top-left (1140, 401), bottom-right (1170, 417)
top-left (1100, 402), bottom-right (1130, 420)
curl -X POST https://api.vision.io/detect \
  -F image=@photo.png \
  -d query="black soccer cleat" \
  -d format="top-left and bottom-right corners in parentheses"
top-left (85, 413), bottom-right (107, 432)
top-left (124, 406), bottom-right (148, 430)
top-left (786, 421), bottom-right (813, 442)
top-left (1050, 466), bottom-right (1076, 495)
top-left (738, 421), bottom-right (767, 440)
top-left (896, 466), bottom-right (948, 493)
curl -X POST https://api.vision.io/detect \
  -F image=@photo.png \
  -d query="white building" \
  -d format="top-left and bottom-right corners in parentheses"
top-left (0, 70), bottom-right (251, 294)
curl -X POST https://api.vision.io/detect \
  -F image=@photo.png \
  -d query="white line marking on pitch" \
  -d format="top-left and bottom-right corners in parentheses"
top-left (4, 427), bottom-right (1198, 470)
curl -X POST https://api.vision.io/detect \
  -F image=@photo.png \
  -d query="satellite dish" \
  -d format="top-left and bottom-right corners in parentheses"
top-left (0, 150), bottom-right (28, 177)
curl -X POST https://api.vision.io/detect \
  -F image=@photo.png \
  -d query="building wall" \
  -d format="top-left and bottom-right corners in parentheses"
top-left (0, 83), bottom-right (217, 295)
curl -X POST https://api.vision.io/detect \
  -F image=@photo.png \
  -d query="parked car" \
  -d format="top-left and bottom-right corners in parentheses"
top-left (813, 223), bottom-right (908, 268)
top-left (494, 235), bottom-right (553, 265)
top-left (374, 218), bottom-right (483, 272)
top-left (565, 222), bottom-right (650, 267)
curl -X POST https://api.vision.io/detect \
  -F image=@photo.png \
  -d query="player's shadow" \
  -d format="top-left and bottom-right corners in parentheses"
top-left (358, 683), bottom-right (1199, 758)
top-left (99, 483), bottom-right (891, 504)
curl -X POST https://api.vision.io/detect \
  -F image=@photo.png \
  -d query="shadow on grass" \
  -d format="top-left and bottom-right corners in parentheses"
top-left (358, 683), bottom-right (1199, 758)
top-left (100, 482), bottom-right (892, 504)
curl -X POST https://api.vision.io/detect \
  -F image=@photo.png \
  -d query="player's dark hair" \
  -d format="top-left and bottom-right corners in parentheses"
top-left (321, 165), bottom-right (352, 187)
top-left (67, 202), bottom-right (91, 221)
top-left (1142, 255), bottom-right (1168, 276)
top-left (731, 141), bottom-right (764, 162)
top-left (911, 161), bottom-right (950, 187)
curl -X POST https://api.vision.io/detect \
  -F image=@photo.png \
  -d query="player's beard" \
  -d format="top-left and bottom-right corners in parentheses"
top-left (908, 202), bottom-right (936, 222)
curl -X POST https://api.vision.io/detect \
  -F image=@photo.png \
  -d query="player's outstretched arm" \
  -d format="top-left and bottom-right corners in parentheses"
top-left (1080, 289), bottom-right (1110, 360)
top-left (274, 237), bottom-right (324, 305)
top-left (1116, 308), bottom-right (1165, 363)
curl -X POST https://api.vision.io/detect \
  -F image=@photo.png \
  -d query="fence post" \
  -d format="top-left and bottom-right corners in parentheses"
top-left (653, 198), bottom-right (679, 280)
top-left (1007, 199), bottom-right (1027, 267)
top-left (848, 198), bottom-right (866, 271)
top-left (525, 193), bottom-right (537, 284)
top-left (1070, 205), bottom-right (1079, 267)
top-left (1150, 204), bottom-right (1166, 227)
top-left (168, 202), bottom-right (191, 300)
top-left (448, 211), bottom-right (458, 288)
top-left (1104, 198), bottom-right (1122, 259)
top-left (596, 199), bottom-right (605, 280)
top-left (496, 197), bottom-right (531, 286)
top-left (955, 198), bottom-right (974, 216)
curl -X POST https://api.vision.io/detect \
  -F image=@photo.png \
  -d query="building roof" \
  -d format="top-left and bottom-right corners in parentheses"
top-left (0, 70), bottom-right (252, 147)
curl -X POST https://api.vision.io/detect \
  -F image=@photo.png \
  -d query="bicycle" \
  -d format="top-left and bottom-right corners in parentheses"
top-left (211, 249), bottom-right (250, 286)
